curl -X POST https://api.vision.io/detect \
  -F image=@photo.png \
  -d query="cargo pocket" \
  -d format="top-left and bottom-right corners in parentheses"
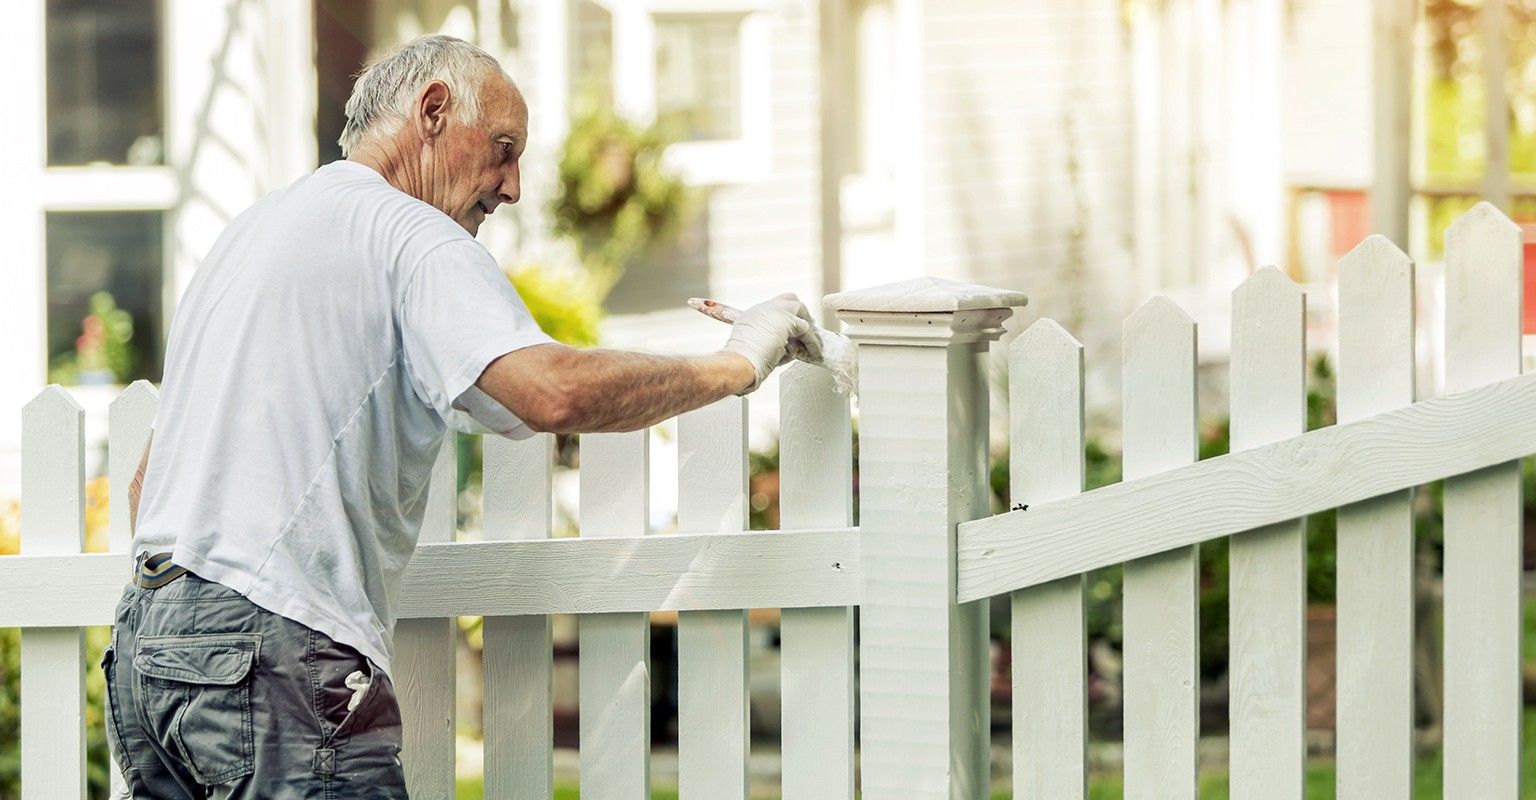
top-left (134, 633), bottom-right (261, 785)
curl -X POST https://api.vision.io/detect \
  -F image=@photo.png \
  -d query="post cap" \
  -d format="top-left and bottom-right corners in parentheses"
top-left (825, 276), bottom-right (1029, 314)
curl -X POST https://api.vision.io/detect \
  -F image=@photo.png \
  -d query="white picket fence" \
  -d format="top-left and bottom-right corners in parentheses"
top-left (1, 203), bottom-right (1530, 798)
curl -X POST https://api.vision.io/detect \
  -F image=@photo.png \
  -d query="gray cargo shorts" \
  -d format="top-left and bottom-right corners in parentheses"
top-left (102, 555), bottom-right (409, 799)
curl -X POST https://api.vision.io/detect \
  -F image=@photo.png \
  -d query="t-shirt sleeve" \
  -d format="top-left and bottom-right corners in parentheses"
top-left (398, 240), bottom-right (556, 440)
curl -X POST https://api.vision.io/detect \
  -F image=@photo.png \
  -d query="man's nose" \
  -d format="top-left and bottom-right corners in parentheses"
top-left (498, 163), bottom-right (521, 205)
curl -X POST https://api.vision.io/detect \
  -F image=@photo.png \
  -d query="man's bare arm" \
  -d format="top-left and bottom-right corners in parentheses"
top-left (476, 343), bottom-right (754, 434)
top-left (129, 433), bottom-right (152, 536)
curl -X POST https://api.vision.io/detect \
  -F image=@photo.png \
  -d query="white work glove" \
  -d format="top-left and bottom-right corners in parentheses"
top-left (722, 293), bottom-right (823, 394)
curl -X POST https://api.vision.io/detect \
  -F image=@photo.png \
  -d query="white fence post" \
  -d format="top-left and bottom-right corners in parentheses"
top-left (830, 277), bottom-right (1027, 799)
top-left (20, 386), bottom-right (87, 800)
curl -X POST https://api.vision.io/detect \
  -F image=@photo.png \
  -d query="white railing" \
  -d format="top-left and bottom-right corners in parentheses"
top-left (5, 202), bottom-right (1530, 799)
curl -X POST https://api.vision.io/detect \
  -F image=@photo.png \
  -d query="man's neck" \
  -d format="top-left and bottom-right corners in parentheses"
top-left (348, 136), bottom-right (428, 202)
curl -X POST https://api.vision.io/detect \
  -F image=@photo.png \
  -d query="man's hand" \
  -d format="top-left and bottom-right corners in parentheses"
top-left (720, 294), bottom-right (819, 394)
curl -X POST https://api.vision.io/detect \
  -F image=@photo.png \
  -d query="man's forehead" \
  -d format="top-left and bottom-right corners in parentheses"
top-left (479, 77), bottom-right (528, 136)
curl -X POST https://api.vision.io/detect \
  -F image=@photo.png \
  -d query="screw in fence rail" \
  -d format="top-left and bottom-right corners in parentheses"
top-left (827, 277), bottom-right (1027, 800)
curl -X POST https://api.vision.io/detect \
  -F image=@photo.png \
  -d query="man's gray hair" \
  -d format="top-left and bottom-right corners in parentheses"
top-left (339, 35), bottom-right (509, 157)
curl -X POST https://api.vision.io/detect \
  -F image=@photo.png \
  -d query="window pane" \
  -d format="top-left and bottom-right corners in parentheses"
top-left (46, 0), bottom-right (164, 166)
top-left (570, 0), bottom-right (615, 110)
top-left (46, 212), bottom-right (164, 385)
top-left (654, 14), bottom-right (742, 142)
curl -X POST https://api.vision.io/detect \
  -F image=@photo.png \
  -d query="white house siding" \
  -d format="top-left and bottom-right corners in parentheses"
top-left (597, 0), bottom-right (823, 445)
top-left (911, 1), bottom-right (1136, 343)
top-left (1280, 0), bottom-right (1373, 189)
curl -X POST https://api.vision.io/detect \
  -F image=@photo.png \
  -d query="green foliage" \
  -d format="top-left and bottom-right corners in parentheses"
top-left (549, 104), bottom-right (693, 299)
top-left (508, 266), bottom-right (603, 348)
top-left (48, 292), bottom-right (136, 385)
top-left (0, 626), bottom-right (114, 798)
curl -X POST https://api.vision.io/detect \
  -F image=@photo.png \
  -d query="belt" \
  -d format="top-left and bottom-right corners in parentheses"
top-left (133, 551), bottom-right (190, 588)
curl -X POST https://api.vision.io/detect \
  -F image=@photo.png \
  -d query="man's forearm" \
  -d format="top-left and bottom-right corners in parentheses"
top-left (129, 434), bottom-right (151, 536)
top-left (551, 349), bottom-right (752, 433)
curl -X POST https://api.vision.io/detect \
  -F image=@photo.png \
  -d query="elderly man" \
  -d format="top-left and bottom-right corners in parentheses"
top-left (103, 35), bottom-right (813, 798)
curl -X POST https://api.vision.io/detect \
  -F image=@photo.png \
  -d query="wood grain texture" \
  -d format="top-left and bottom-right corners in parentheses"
top-left (578, 431), bottom-right (652, 799)
top-left (1007, 320), bottom-right (1087, 799)
top-left (482, 433), bottom-right (555, 800)
top-left (1120, 296), bottom-right (1199, 800)
top-left (855, 342), bottom-right (990, 800)
top-left (955, 367), bottom-right (1536, 601)
top-left (20, 387), bottom-right (87, 800)
top-left (0, 526), bottom-right (861, 628)
top-left (777, 365), bottom-right (856, 800)
top-left (676, 398), bottom-right (750, 799)
top-left (398, 437), bottom-right (458, 799)
top-left (1228, 267), bottom-right (1307, 797)
top-left (1441, 203), bottom-right (1523, 797)
top-left (107, 381), bottom-right (157, 554)
top-left (1336, 234), bottom-right (1416, 798)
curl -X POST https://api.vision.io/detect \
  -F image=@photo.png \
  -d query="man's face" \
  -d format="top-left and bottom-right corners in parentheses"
top-left (431, 77), bottom-right (528, 235)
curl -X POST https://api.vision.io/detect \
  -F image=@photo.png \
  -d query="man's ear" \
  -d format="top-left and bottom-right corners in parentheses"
top-left (414, 80), bottom-right (453, 143)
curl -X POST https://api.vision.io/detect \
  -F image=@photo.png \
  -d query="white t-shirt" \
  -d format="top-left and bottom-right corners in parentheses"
top-left (133, 160), bottom-right (555, 674)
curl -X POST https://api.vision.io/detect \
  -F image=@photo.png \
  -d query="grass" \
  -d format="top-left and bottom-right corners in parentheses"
top-left (455, 707), bottom-right (1536, 798)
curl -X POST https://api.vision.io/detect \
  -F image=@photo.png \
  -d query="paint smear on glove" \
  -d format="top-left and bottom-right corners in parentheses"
top-left (689, 298), bottom-right (858, 396)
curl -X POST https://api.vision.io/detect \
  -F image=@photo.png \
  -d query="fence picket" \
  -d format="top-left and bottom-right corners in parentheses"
top-left (1442, 203), bottom-right (1523, 796)
top-left (482, 433), bottom-right (556, 800)
top-left (1121, 296), bottom-right (1199, 799)
top-left (778, 365), bottom-right (856, 800)
top-left (107, 380), bottom-right (157, 554)
top-left (676, 398), bottom-right (750, 798)
top-left (397, 436), bottom-right (458, 797)
top-left (578, 430), bottom-right (651, 798)
top-left (1228, 267), bottom-right (1307, 796)
top-left (106, 380), bottom-right (158, 798)
top-left (20, 387), bottom-right (87, 800)
top-left (1336, 235), bottom-right (1416, 797)
top-left (1008, 320), bottom-right (1087, 799)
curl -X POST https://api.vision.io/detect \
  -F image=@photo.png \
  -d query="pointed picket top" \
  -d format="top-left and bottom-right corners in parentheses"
top-left (1339, 233), bottom-right (1412, 279)
top-left (825, 276), bottom-right (1029, 314)
top-left (23, 383), bottom-right (83, 419)
top-left (22, 385), bottom-right (84, 556)
top-left (1011, 317), bottom-right (1083, 359)
top-left (1337, 234), bottom-right (1415, 423)
top-left (1125, 294), bottom-right (1196, 335)
top-left (1446, 200), bottom-right (1521, 245)
top-left (1233, 265), bottom-right (1302, 305)
top-left (109, 379), bottom-right (159, 418)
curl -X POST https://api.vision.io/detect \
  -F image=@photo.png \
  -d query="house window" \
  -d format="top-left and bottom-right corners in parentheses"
top-left (654, 14), bottom-right (743, 142)
top-left (45, 0), bottom-right (163, 166)
top-left (578, 1), bottom-right (771, 185)
top-left (570, 0), bottom-right (616, 109)
top-left (46, 212), bottom-right (165, 385)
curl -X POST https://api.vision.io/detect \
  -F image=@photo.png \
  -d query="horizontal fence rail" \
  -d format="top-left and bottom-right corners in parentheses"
top-left (0, 528), bottom-right (861, 627)
top-left (957, 366), bottom-right (1536, 603)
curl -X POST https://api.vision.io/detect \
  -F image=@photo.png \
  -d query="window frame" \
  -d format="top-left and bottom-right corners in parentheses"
top-left (38, 0), bottom-right (176, 386)
top-left (600, 0), bottom-right (773, 185)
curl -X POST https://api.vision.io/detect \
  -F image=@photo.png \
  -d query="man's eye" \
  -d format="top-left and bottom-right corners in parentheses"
top-left (498, 141), bottom-right (515, 160)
